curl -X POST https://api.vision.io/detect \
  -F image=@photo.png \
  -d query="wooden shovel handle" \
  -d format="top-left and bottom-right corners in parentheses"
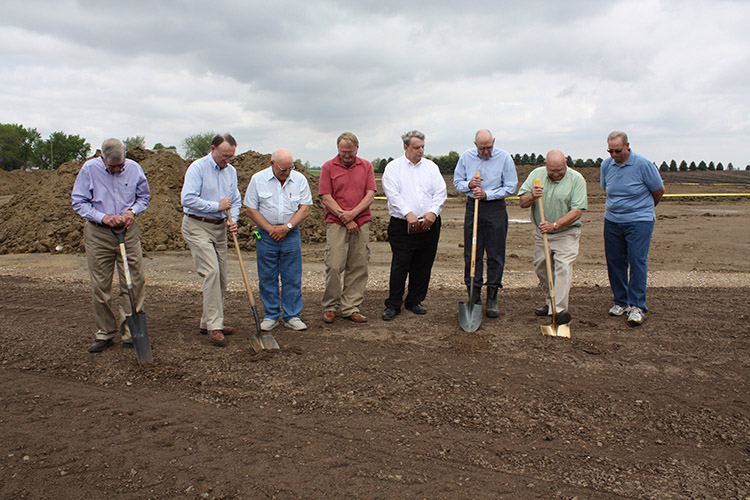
top-left (226, 212), bottom-right (257, 308)
top-left (469, 170), bottom-right (480, 279)
top-left (535, 179), bottom-right (558, 326)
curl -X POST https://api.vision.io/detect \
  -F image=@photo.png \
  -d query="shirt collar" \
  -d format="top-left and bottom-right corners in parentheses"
top-left (262, 166), bottom-right (295, 184)
top-left (332, 155), bottom-right (362, 169)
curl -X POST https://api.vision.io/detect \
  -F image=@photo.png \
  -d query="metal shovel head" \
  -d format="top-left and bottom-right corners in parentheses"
top-left (458, 301), bottom-right (483, 332)
top-left (541, 322), bottom-right (571, 338)
top-left (126, 312), bottom-right (154, 364)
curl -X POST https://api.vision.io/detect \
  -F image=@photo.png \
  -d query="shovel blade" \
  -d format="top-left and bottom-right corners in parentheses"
top-left (541, 323), bottom-right (571, 338)
top-left (260, 332), bottom-right (280, 350)
top-left (458, 301), bottom-right (483, 332)
top-left (126, 312), bottom-right (154, 364)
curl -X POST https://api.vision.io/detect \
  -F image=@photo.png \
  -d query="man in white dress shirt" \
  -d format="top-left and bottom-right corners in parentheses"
top-left (381, 130), bottom-right (447, 321)
top-left (245, 149), bottom-right (313, 331)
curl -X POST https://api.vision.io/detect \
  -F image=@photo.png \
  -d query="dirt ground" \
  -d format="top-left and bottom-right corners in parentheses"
top-left (1, 178), bottom-right (749, 499)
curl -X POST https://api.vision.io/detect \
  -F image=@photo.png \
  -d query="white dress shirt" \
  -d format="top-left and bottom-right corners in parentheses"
top-left (382, 155), bottom-right (447, 219)
top-left (243, 167), bottom-right (313, 225)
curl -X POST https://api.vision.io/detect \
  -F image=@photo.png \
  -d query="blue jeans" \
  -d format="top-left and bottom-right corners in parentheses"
top-left (256, 227), bottom-right (303, 321)
top-left (604, 219), bottom-right (654, 311)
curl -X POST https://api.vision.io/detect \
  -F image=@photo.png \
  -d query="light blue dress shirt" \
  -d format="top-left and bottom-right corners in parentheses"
top-left (71, 157), bottom-right (150, 223)
top-left (243, 167), bottom-right (313, 224)
top-left (180, 153), bottom-right (241, 221)
top-left (453, 147), bottom-right (518, 200)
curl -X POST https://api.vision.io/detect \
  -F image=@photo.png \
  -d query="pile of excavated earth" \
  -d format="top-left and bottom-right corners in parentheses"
top-left (0, 148), bottom-right (390, 254)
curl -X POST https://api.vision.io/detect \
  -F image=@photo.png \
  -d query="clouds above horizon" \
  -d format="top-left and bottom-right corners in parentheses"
top-left (1, 0), bottom-right (748, 167)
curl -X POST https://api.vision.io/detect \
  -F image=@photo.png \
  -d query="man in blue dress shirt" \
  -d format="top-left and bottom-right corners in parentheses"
top-left (601, 131), bottom-right (665, 326)
top-left (72, 138), bottom-right (151, 353)
top-left (181, 133), bottom-right (241, 346)
top-left (453, 129), bottom-right (518, 318)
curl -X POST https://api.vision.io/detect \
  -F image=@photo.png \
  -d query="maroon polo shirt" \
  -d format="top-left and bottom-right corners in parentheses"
top-left (318, 155), bottom-right (377, 227)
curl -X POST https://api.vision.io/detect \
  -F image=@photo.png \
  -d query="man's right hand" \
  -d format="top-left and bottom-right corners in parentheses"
top-left (532, 185), bottom-right (544, 198)
top-left (102, 215), bottom-right (124, 227)
top-left (218, 197), bottom-right (232, 211)
top-left (468, 175), bottom-right (483, 189)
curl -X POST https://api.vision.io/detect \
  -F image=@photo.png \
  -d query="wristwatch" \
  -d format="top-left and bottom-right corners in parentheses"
top-left (129, 208), bottom-right (136, 217)
top-left (286, 223), bottom-right (293, 230)
top-left (553, 222), bottom-right (559, 230)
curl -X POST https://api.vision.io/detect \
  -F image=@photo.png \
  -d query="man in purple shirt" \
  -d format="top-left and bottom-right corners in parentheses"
top-left (72, 138), bottom-right (151, 353)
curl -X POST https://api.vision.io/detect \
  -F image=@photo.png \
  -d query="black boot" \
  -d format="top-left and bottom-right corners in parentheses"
top-left (486, 287), bottom-right (499, 318)
top-left (466, 284), bottom-right (481, 304)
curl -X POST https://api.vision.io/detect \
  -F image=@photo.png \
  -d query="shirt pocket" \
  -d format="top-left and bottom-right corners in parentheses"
top-left (257, 191), bottom-right (273, 209)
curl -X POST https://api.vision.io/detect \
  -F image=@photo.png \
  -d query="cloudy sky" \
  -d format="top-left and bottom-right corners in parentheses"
top-left (2, 0), bottom-right (748, 168)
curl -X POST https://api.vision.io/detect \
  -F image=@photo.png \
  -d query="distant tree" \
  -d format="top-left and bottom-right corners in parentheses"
top-left (519, 153), bottom-right (529, 165)
top-left (698, 160), bottom-right (707, 171)
top-left (374, 157), bottom-right (391, 174)
top-left (745, 165), bottom-right (749, 171)
top-left (124, 135), bottom-right (146, 149)
top-left (566, 155), bottom-right (573, 167)
top-left (0, 123), bottom-right (41, 170)
top-left (583, 158), bottom-right (596, 168)
top-left (182, 131), bottom-right (216, 160)
top-left (595, 157), bottom-right (603, 168)
top-left (708, 161), bottom-right (715, 171)
top-left (33, 131), bottom-right (90, 169)
top-left (716, 162), bottom-right (724, 171)
top-left (153, 143), bottom-right (177, 152)
top-left (536, 154), bottom-right (545, 165)
top-left (432, 151), bottom-right (460, 174)
top-left (659, 161), bottom-right (668, 172)
top-left (573, 158), bottom-right (585, 169)
top-left (727, 162), bottom-right (734, 170)
top-left (689, 161), bottom-right (697, 171)
top-left (679, 160), bottom-right (688, 172)
top-left (512, 153), bottom-right (521, 164)
top-left (529, 153), bottom-right (537, 165)
top-left (669, 160), bottom-right (678, 172)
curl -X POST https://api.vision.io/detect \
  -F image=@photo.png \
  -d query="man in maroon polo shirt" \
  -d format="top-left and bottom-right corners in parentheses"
top-left (319, 132), bottom-right (377, 323)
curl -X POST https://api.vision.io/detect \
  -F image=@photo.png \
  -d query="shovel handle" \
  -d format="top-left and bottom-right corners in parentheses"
top-left (469, 170), bottom-right (480, 280)
top-left (534, 179), bottom-right (558, 326)
top-left (226, 212), bottom-right (257, 309)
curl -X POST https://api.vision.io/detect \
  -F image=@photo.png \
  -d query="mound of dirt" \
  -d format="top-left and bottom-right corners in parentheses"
top-left (0, 148), bottom-right (371, 254)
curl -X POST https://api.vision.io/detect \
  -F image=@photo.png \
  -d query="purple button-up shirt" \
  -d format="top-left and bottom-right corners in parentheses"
top-left (71, 157), bottom-right (151, 223)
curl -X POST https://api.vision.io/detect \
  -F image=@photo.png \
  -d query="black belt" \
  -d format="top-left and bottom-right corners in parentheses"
top-left (187, 213), bottom-right (225, 225)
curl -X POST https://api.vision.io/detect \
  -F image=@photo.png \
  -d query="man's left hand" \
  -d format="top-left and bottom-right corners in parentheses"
top-left (420, 212), bottom-right (437, 231)
top-left (339, 209), bottom-right (356, 224)
top-left (121, 210), bottom-right (135, 229)
top-left (226, 220), bottom-right (238, 233)
top-left (471, 187), bottom-right (487, 200)
top-left (346, 221), bottom-right (359, 234)
top-left (539, 221), bottom-right (555, 234)
top-left (268, 225), bottom-right (288, 242)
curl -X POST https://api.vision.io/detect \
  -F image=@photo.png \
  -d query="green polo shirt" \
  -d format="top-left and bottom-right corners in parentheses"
top-left (518, 167), bottom-right (588, 231)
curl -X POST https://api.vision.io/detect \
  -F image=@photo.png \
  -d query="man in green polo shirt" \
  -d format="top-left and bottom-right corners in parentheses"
top-left (518, 150), bottom-right (588, 324)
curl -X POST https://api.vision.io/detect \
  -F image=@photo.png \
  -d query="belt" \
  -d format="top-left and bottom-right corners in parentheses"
top-left (187, 213), bottom-right (225, 225)
top-left (88, 220), bottom-right (107, 228)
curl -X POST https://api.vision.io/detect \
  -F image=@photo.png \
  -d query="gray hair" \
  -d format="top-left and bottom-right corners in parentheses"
top-left (101, 138), bottom-right (125, 163)
top-left (607, 130), bottom-right (629, 144)
top-left (401, 130), bottom-right (425, 146)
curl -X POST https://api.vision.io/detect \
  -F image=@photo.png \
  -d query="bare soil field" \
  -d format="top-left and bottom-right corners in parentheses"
top-left (1, 167), bottom-right (749, 499)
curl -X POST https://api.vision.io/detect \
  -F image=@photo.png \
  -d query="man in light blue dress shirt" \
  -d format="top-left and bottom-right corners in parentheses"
top-left (72, 138), bottom-right (150, 353)
top-left (245, 149), bottom-right (313, 331)
top-left (181, 133), bottom-right (241, 347)
top-left (453, 129), bottom-right (518, 318)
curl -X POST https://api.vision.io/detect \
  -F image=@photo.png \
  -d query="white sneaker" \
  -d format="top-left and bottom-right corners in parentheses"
top-left (285, 317), bottom-right (307, 331)
top-left (608, 304), bottom-right (631, 317)
top-left (260, 318), bottom-right (279, 331)
top-left (627, 307), bottom-right (645, 326)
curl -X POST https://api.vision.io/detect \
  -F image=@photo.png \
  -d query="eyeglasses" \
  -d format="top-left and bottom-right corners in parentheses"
top-left (477, 146), bottom-right (493, 152)
top-left (607, 148), bottom-right (625, 154)
top-left (276, 163), bottom-right (295, 172)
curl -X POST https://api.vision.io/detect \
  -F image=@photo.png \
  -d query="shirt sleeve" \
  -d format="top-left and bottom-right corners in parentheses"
top-left (364, 161), bottom-right (376, 191)
top-left (181, 162), bottom-right (220, 213)
top-left (243, 176), bottom-right (259, 209)
top-left (571, 175), bottom-right (588, 211)
top-left (299, 176), bottom-right (313, 206)
top-left (642, 160), bottom-right (664, 192)
top-left (429, 163), bottom-right (448, 216)
top-left (382, 162), bottom-right (409, 218)
top-left (230, 169), bottom-right (241, 221)
top-left (71, 164), bottom-right (106, 223)
top-left (318, 161), bottom-right (332, 196)
top-left (453, 153), bottom-right (471, 195)
top-left (131, 166), bottom-right (151, 215)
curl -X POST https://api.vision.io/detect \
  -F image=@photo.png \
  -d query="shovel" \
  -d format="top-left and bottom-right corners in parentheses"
top-left (113, 229), bottom-right (154, 364)
top-left (459, 170), bottom-right (483, 332)
top-left (226, 212), bottom-right (279, 353)
top-left (535, 179), bottom-right (570, 338)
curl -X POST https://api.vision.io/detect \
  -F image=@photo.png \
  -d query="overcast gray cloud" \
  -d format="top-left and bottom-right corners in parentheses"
top-left (1, 0), bottom-right (748, 168)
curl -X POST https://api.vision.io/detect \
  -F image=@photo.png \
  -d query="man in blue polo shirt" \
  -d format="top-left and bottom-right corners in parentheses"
top-left (600, 131), bottom-right (665, 326)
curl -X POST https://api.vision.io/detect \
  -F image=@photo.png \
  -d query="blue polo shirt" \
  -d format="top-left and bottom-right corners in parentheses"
top-left (601, 151), bottom-right (663, 223)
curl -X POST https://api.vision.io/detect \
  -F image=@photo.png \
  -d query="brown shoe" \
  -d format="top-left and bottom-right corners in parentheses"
top-left (200, 326), bottom-right (234, 335)
top-left (322, 310), bottom-right (336, 323)
top-left (208, 329), bottom-right (226, 347)
top-left (344, 312), bottom-right (367, 323)
top-left (88, 338), bottom-right (113, 353)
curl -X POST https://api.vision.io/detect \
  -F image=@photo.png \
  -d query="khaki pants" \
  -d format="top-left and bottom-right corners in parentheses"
top-left (181, 215), bottom-right (228, 331)
top-left (84, 222), bottom-right (145, 342)
top-left (532, 226), bottom-right (580, 313)
top-left (322, 222), bottom-right (370, 316)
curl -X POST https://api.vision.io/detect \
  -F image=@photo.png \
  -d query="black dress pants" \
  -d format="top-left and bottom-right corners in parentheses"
top-left (463, 198), bottom-right (508, 288)
top-left (385, 216), bottom-right (441, 310)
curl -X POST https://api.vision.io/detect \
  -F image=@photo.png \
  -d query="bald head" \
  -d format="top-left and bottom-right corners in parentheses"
top-left (474, 129), bottom-right (495, 160)
top-left (545, 149), bottom-right (567, 181)
top-left (271, 148), bottom-right (294, 181)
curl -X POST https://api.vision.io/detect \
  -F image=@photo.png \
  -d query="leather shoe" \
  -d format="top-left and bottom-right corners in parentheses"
top-left (88, 338), bottom-right (113, 353)
top-left (344, 312), bottom-right (367, 323)
top-left (382, 307), bottom-right (400, 321)
top-left (208, 329), bottom-right (226, 347)
top-left (322, 310), bottom-right (336, 323)
top-left (556, 310), bottom-right (572, 325)
top-left (199, 326), bottom-right (234, 335)
top-left (406, 303), bottom-right (427, 315)
top-left (535, 305), bottom-right (549, 317)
